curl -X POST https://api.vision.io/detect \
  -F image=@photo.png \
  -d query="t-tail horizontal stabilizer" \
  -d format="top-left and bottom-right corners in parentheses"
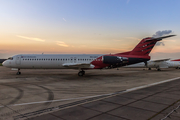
top-left (146, 35), bottom-right (176, 41)
top-left (129, 35), bottom-right (176, 56)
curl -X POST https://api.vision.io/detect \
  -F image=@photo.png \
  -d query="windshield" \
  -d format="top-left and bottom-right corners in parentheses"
top-left (8, 57), bottom-right (13, 60)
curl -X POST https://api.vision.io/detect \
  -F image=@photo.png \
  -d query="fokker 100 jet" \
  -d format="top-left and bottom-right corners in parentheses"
top-left (2, 35), bottom-right (175, 76)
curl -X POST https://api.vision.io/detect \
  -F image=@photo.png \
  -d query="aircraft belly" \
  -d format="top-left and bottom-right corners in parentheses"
top-left (124, 63), bottom-right (145, 68)
top-left (127, 58), bottom-right (149, 65)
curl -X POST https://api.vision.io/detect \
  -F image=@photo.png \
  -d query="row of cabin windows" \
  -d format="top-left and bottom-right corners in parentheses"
top-left (22, 58), bottom-right (100, 61)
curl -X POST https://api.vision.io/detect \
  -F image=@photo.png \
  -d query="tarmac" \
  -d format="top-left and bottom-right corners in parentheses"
top-left (29, 78), bottom-right (180, 120)
top-left (0, 66), bottom-right (180, 120)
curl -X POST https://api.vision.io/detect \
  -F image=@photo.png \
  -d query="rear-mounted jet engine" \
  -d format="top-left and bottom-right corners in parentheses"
top-left (103, 56), bottom-right (128, 68)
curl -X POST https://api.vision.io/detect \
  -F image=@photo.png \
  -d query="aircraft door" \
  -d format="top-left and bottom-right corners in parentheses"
top-left (16, 55), bottom-right (21, 65)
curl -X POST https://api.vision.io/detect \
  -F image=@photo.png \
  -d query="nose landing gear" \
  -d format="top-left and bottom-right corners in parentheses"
top-left (16, 69), bottom-right (21, 75)
top-left (78, 70), bottom-right (85, 76)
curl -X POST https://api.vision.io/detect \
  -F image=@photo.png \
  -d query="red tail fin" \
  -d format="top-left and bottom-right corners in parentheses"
top-left (129, 37), bottom-right (156, 56)
top-left (129, 35), bottom-right (176, 56)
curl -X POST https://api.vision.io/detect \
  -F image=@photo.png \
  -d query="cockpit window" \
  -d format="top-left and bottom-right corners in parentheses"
top-left (8, 57), bottom-right (13, 60)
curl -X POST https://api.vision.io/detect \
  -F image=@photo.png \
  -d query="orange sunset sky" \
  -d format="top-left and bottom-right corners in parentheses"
top-left (0, 0), bottom-right (180, 60)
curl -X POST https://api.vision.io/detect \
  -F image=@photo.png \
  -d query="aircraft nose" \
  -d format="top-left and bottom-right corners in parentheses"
top-left (2, 61), bottom-right (7, 66)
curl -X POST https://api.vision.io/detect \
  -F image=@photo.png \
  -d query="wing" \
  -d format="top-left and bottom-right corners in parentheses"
top-left (62, 63), bottom-right (93, 69)
top-left (150, 59), bottom-right (170, 68)
top-left (152, 58), bottom-right (170, 62)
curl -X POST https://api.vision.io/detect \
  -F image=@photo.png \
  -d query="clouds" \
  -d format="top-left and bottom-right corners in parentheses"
top-left (17, 35), bottom-right (45, 42)
top-left (152, 30), bottom-right (172, 38)
top-left (17, 35), bottom-right (70, 47)
top-left (56, 41), bottom-right (69, 47)
top-left (153, 30), bottom-right (173, 46)
top-left (155, 42), bottom-right (165, 46)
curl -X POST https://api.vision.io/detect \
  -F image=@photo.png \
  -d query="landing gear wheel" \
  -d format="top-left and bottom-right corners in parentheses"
top-left (157, 68), bottom-right (161, 71)
top-left (16, 69), bottom-right (21, 75)
top-left (16, 72), bottom-right (21, 75)
top-left (78, 71), bottom-right (85, 76)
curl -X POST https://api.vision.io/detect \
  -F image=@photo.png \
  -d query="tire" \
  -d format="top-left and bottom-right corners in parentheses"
top-left (78, 71), bottom-right (83, 76)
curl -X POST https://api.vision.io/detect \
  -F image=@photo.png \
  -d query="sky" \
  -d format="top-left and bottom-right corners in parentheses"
top-left (0, 0), bottom-right (180, 59)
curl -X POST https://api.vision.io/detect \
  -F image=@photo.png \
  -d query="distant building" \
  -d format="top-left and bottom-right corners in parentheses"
top-left (0, 59), bottom-right (7, 63)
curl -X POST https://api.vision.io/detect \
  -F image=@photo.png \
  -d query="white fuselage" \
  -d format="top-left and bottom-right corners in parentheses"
top-left (125, 60), bottom-right (180, 69)
top-left (3, 54), bottom-right (102, 69)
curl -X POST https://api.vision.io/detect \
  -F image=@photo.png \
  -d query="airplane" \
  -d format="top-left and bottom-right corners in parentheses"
top-left (2, 35), bottom-right (176, 76)
top-left (124, 58), bottom-right (180, 71)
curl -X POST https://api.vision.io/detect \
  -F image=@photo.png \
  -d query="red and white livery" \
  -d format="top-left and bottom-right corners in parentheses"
top-left (3, 35), bottom-right (175, 76)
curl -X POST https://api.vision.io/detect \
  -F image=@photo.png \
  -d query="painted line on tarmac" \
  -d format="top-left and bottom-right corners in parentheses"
top-left (1, 77), bottom-right (180, 108)
top-left (0, 93), bottom-right (116, 108)
top-left (126, 77), bottom-right (180, 92)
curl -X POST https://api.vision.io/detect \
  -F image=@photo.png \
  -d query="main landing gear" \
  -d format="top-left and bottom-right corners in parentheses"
top-left (157, 68), bottom-right (161, 71)
top-left (78, 70), bottom-right (85, 76)
top-left (16, 69), bottom-right (21, 75)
